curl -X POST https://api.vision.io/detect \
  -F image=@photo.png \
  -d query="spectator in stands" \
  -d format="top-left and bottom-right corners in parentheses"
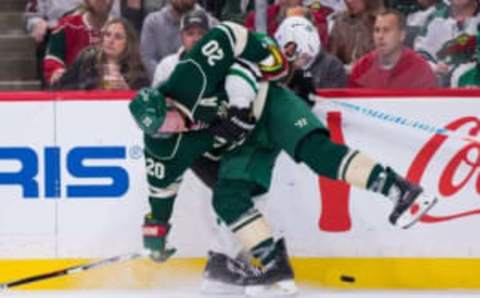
top-left (201, 0), bottom-right (257, 23)
top-left (152, 9), bottom-right (209, 86)
top-left (24, 1), bottom-right (84, 43)
top-left (349, 9), bottom-right (437, 88)
top-left (120, 0), bottom-right (169, 32)
top-left (24, 0), bottom-right (84, 87)
top-left (43, 0), bottom-right (117, 86)
top-left (140, 0), bottom-right (217, 78)
top-left (143, 0), bottom-right (169, 12)
top-left (245, 1), bottom-right (303, 35)
top-left (328, 0), bottom-right (384, 70)
top-left (384, 0), bottom-right (420, 16)
top-left (319, 0), bottom-right (346, 12)
top-left (275, 16), bottom-right (347, 100)
top-left (52, 18), bottom-right (149, 90)
top-left (451, 26), bottom-right (480, 87)
top-left (450, 60), bottom-right (480, 87)
top-left (245, 0), bottom-right (331, 50)
top-left (245, 0), bottom-right (302, 33)
top-left (303, 1), bottom-right (334, 48)
top-left (405, 0), bottom-right (447, 47)
top-left (414, 0), bottom-right (480, 87)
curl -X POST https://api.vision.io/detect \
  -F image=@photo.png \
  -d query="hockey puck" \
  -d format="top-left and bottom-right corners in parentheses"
top-left (340, 275), bottom-right (355, 283)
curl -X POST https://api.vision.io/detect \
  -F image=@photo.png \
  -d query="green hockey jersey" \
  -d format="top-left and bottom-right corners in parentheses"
top-left (159, 22), bottom-right (272, 124)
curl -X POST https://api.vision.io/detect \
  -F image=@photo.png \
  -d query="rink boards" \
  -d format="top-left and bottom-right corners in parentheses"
top-left (0, 90), bottom-right (479, 290)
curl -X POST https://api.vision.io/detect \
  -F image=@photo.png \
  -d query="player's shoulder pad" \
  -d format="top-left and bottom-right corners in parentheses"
top-left (214, 21), bottom-right (249, 57)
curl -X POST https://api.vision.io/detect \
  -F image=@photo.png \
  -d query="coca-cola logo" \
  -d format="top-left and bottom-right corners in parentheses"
top-left (408, 116), bottom-right (480, 223)
top-left (319, 113), bottom-right (480, 232)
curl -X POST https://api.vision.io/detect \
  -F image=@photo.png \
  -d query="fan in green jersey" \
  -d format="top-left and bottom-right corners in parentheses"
top-left (451, 25), bottom-right (480, 87)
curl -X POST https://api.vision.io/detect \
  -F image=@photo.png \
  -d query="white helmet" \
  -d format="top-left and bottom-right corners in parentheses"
top-left (274, 16), bottom-right (321, 69)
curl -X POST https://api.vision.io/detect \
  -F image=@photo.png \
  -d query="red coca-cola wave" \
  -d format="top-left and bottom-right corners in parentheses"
top-left (407, 116), bottom-right (480, 223)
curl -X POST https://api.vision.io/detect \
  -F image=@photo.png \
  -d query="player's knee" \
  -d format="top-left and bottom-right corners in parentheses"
top-left (212, 179), bottom-right (255, 225)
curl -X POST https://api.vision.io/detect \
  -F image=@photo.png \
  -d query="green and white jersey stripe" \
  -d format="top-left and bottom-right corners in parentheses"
top-left (225, 59), bottom-right (262, 109)
top-left (161, 21), bottom-right (271, 122)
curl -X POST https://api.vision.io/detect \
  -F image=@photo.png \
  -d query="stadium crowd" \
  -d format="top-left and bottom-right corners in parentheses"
top-left (22, 0), bottom-right (480, 90)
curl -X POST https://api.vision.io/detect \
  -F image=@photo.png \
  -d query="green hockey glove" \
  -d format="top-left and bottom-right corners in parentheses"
top-left (129, 87), bottom-right (167, 135)
top-left (142, 214), bottom-right (176, 262)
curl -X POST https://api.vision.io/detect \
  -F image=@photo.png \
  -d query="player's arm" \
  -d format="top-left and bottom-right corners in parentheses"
top-left (225, 59), bottom-right (261, 109)
top-left (208, 59), bottom-right (261, 145)
top-left (159, 22), bottom-right (277, 122)
top-left (130, 22), bottom-right (287, 136)
top-left (44, 25), bottom-right (67, 84)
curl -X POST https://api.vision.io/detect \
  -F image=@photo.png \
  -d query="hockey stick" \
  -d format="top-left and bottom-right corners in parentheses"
top-left (0, 251), bottom-right (149, 290)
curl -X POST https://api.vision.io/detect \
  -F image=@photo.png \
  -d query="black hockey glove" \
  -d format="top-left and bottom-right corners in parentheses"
top-left (208, 106), bottom-right (256, 147)
top-left (289, 70), bottom-right (315, 106)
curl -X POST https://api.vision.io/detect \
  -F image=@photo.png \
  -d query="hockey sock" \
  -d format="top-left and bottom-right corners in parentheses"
top-left (296, 132), bottom-right (391, 192)
top-left (213, 179), bottom-right (276, 265)
top-left (148, 182), bottom-right (180, 222)
top-left (149, 197), bottom-right (174, 222)
top-left (251, 238), bottom-right (276, 266)
top-left (367, 166), bottom-right (399, 197)
top-left (229, 209), bottom-right (275, 266)
top-left (340, 151), bottom-right (398, 196)
top-left (338, 150), bottom-right (382, 189)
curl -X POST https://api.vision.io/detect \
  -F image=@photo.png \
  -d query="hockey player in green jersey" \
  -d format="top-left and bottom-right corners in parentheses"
top-left (130, 21), bottom-right (438, 295)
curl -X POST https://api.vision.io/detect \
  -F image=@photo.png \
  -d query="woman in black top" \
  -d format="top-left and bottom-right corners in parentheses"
top-left (53, 17), bottom-right (149, 90)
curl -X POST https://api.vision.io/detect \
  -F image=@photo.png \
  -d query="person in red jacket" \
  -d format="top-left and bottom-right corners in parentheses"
top-left (43, 0), bottom-right (115, 85)
top-left (244, 0), bottom-right (331, 47)
top-left (348, 9), bottom-right (438, 89)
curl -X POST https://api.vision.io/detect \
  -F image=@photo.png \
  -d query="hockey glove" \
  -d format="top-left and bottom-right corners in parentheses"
top-left (129, 87), bottom-right (167, 136)
top-left (289, 69), bottom-right (315, 106)
top-left (208, 107), bottom-right (256, 147)
top-left (142, 214), bottom-right (176, 262)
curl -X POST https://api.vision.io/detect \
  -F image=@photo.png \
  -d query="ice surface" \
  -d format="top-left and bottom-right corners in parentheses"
top-left (2, 288), bottom-right (480, 298)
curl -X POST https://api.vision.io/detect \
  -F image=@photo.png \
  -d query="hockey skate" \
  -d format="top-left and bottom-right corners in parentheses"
top-left (244, 239), bottom-right (297, 297)
top-left (200, 251), bottom-right (250, 295)
top-left (386, 168), bottom-right (438, 229)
